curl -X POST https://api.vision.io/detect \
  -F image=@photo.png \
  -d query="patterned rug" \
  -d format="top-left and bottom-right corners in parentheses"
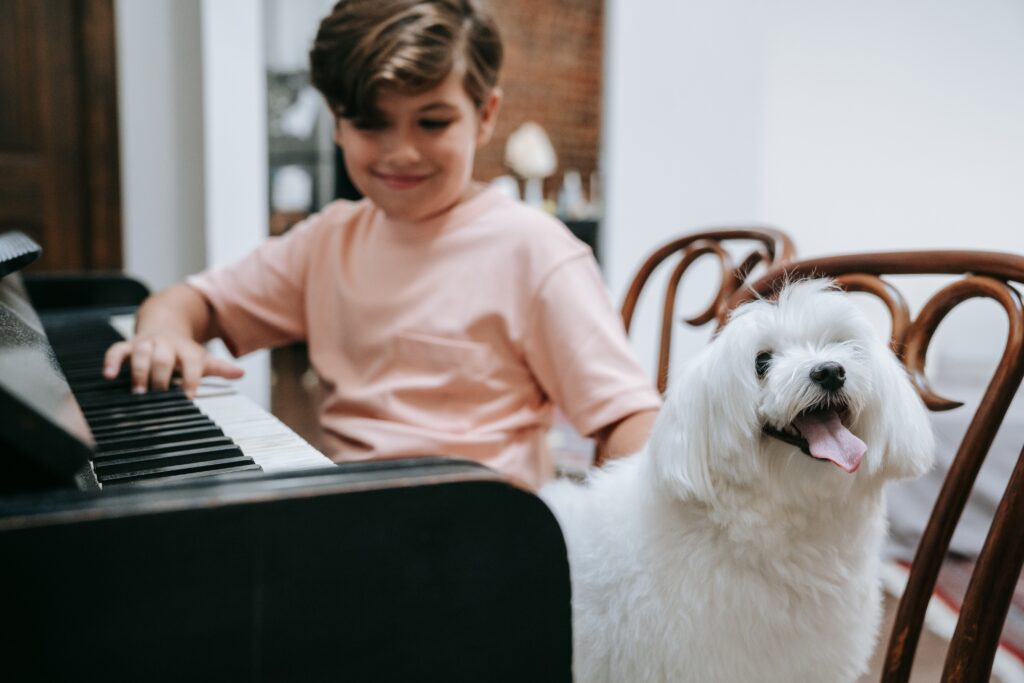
top-left (880, 560), bottom-right (1024, 682)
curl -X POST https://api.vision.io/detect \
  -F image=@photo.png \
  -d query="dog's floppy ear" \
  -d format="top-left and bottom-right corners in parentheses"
top-left (859, 344), bottom-right (935, 480)
top-left (648, 352), bottom-right (717, 502)
top-left (648, 326), bottom-right (760, 502)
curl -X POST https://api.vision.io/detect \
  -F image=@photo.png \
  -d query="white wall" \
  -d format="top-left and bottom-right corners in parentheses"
top-left (601, 0), bottom-right (765, 378)
top-left (758, 0), bottom-right (1024, 257)
top-left (116, 0), bottom-right (271, 408)
top-left (264, 0), bottom-right (334, 72)
top-left (199, 0), bottom-right (271, 408)
top-left (601, 0), bottom-right (763, 298)
top-left (603, 0), bottom-right (1024, 380)
top-left (116, 0), bottom-right (205, 292)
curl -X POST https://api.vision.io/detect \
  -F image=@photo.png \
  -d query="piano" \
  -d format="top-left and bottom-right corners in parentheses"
top-left (0, 232), bottom-right (572, 682)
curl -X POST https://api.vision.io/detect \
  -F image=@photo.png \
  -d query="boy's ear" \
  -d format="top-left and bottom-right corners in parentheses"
top-left (332, 115), bottom-right (344, 147)
top-left (476, 88), bottom-right (502, 146)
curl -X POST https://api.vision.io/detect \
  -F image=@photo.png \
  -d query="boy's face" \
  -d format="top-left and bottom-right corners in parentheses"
top-left (334, 70), bottom-right (500, 223)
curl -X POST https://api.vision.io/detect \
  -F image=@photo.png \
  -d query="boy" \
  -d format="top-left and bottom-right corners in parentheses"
top-left (104, 0), bottom-right (660, 487)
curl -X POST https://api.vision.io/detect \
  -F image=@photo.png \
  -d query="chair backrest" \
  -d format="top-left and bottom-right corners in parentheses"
top-left (731, 250), bottom-right (1024, 683)
top-left (620, 227), bottom-right (796, 394)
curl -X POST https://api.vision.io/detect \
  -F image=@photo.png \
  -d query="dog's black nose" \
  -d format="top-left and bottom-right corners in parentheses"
top-left (810, 362), bottom-right (846, 391)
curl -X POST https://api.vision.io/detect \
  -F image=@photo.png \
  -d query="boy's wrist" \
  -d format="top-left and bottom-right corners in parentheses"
top-left (593, 409), bottom-right (659, 466)
top-left (135, 283), bottom-right (215, 343)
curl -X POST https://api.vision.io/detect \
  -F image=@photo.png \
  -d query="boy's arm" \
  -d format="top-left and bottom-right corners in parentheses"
top-left (592, 408), bottom-right (659, 465)
top-left (103, 283), bottom-right (243, 397)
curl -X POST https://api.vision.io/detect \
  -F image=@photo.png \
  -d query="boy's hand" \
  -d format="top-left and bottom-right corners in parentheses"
top-left (103, 336), bottom-right (245, 398)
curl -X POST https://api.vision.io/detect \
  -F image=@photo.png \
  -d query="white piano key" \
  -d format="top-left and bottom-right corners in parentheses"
top-left (194, 385), bottom-right (336, 473)
top-left (108, 313), bottom-right (136, 340)
top-left (109, 314), bottom-right (335, 474)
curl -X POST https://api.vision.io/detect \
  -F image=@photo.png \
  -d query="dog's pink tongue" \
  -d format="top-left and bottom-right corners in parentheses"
top-left (793, 410), bottom-right (866, 473)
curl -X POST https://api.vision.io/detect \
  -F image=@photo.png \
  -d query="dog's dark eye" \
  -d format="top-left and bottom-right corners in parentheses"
top-left (755, 351), bottom-right (773, 378)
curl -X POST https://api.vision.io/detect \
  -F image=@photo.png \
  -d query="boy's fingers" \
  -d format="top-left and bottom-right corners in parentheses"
top-left (103, 342), bottom-right (131, 379)
top-left (149, 343), bottom-right (177, 391)
top-left (205, 356), bottom-right (245, 379)
top-left (129, 340), bottom-right (154, 394)
top-left (179, 350), bottom-right (204, 398)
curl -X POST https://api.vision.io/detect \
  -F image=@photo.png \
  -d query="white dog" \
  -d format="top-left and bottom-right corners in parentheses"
top-left (541, 279), bottom-right (934, 683)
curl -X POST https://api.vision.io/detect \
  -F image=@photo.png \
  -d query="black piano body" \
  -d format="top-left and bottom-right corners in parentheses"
top-left (0, 233), bottom-right (573, 681)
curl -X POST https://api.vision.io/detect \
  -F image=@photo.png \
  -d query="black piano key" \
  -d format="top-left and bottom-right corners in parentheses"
top-left (53, 357), bottom-right (119, 374)
top-left (90, 436), bottom-right (238, 463)
top-left (64, 376), bottom-right (133, 393)
top-left (87, 410), bottom-right (204, 434)
top-left (93, 424), bottom-right (225, 453)
top-left (86, 404), bottom-right (202, 429)
top-left (48, 325), bottom-right (122, 344)
top-left (52, 348), bottom-right (118, 365)
top-left (64, 376), bottom-right (131, 392)
top-left (93, 444), bottom-right (245, 476)
top-left (61, 365), bottom-right (127, 382)
top-left (78, 388), bottom-right (188, 411)
top-left (39, 311), bottom-right (265, 486)
top-left (90, 415), bottom-right (215, 439)
top-left (60, 368), bottom-right (126, 385)
top-left (82, 399), bottom-right (196, 423)
top-left (77, 387), bottom-right (194, 408)
top-left (82, 399), bottom-right (197, 423)
top-left (98, 456), bottom-right (259, 485)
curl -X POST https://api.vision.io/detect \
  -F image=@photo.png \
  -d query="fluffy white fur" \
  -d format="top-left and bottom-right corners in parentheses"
top-left (541, 280), bottom-right (935, 683)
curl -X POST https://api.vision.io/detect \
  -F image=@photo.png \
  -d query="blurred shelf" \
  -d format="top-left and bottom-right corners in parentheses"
top-left (270, 210), bottom-right (310, 236)
top-left (562, 218), bottom-right (600, 262)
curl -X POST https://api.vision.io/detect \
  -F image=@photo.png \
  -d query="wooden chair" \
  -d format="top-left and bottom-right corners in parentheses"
top-left (730, 250), bottom-right (1024, 683)
top-left (620, 227), bottom-right (796, 395)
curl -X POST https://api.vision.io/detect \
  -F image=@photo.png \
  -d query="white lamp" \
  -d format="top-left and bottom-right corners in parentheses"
top-left (504, 122), bottom-right (557, 208)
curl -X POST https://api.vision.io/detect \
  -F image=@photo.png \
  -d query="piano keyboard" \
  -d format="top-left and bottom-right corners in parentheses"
top-left (42, 313), bottom-right (334, 486)
top-left (193, 389), bottom-right (335, 473)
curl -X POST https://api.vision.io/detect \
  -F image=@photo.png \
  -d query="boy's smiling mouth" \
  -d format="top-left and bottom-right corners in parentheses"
top-left (374, 172), bottom-right (432, 190)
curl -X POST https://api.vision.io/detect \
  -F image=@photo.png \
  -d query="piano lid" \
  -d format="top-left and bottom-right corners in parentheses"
top-left (0, 233), bottom-right (95, 491)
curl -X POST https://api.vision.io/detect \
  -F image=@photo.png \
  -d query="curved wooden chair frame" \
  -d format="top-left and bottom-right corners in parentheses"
top-left (620, 227), bottom-right (796, 395)
top-left (731, 250), bottom-right (1024, 683)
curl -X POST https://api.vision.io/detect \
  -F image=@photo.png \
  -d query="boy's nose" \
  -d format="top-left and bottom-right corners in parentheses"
top-left (381, 131), bottom-right (422, 165)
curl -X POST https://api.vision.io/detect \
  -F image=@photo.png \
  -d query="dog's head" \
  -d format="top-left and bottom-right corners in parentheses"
top-left (649, 279), bottom-right (935, 503)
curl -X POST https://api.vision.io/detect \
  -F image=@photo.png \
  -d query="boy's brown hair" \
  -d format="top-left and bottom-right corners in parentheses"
top-left (310, 0), bottom-right (502, 123)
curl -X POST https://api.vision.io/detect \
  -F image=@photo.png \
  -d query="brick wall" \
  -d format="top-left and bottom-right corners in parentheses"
top-left (473, 0), bottom-right (603, 203)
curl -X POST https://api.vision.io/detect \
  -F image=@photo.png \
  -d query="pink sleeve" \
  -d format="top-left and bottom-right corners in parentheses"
top-left (186, 219), bottom-right (319, 357)
top-left (523, 253), bottom-right (662, 437)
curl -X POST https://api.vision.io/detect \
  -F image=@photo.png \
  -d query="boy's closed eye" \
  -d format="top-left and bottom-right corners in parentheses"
top-left (419, 118), bottom-right (454, 131)
top-left (352, 118), bottom-right (387, 131)
top-left (348, 117), bottom-right (454, 132)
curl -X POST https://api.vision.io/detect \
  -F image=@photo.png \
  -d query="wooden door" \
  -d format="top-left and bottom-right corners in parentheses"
top-left (0, 0), bottom-right (121, 271)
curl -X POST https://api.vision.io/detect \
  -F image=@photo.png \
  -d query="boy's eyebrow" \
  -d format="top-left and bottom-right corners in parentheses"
top-left (417, 102), bottom-right (459, 113)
